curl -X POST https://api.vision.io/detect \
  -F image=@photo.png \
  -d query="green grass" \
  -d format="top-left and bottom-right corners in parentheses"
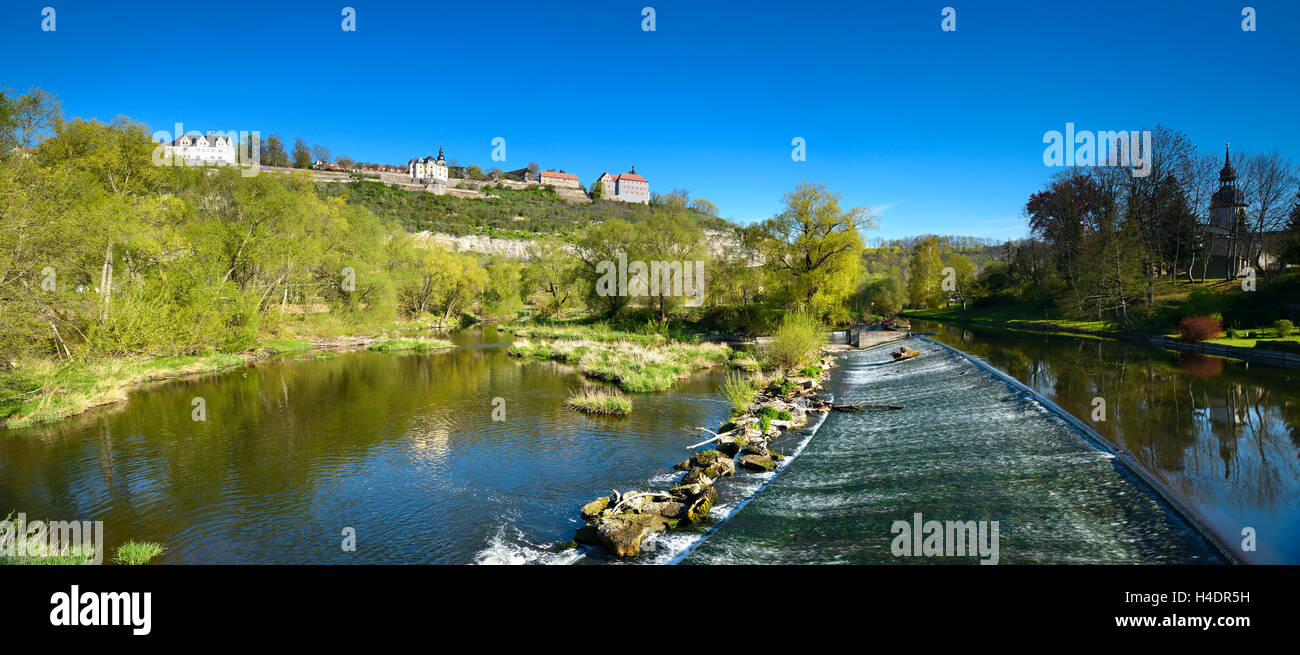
top-left (1, 352), bottom-right (247, 429)
top-left (257, 337), bottom-right (315, 354)
top-left (719, 371), bottom-right (757, 415)
top-left (508, 337), bottom-right (730, 392)
top-left (903, 305), bottom-right (1116, 333)
top-left (509, 320), bottom-right (668, 344)
top-left (112, 540), bottom-right (165, 565)
top-left (0, 514), bottom-right (98, 564)
top-left (365, 337), bottom-right (455, 352)
top-left (564, 388), bottom-right (633, 416)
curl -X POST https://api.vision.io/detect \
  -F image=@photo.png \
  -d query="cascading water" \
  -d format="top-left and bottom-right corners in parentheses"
top-left (681, 338), bottom-right (1224, 564)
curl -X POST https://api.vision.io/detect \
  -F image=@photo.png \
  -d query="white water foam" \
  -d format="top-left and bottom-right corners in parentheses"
top-left (473, 523), bottom-right (585, 565)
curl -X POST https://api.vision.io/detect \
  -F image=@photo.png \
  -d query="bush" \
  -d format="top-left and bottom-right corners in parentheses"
top-left (1275, 319), bottom-right (1295, 338)
top-left (1177, 315), bottom-right (1222, 342)
top-left (765, 310), bottom-right (826, 371)
top-left (718, 371), bottom-right (756, 415)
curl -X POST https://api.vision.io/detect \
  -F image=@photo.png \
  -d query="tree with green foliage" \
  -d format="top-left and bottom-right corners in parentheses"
top-left (907, 236), bottom-right (944, 309)
top-left (856, 274), bottom-right (905, 318)
top-left (575, 219), bottom-right (642, 317)
top-left (482, 259), bottom-right (526, 319)
top-left (261, 133), bottom-right (290, 167)
top-left (635, 209), bottom-right (706, 319)
top-left (944, 252), bottom-right (978, 309)
top-left (743, 183), bottom-right (872, 318)
top-left (292, 137), bottom-right (311, 169)
top-left (526, 237), bottom-right (580, 317)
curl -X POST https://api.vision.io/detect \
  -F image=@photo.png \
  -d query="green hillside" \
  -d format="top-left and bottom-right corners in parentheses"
top-left (322, 180), bottom-right (735, 239)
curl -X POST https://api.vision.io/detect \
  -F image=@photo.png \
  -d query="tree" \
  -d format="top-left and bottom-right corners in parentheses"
top-left (907, 236), bottom-right (943, 309)
top-left (311, 145), bottom-right (331, 166)
top-left (856, 274), bottom-right (905, 318)
top-left (590, 179), bottom-right (604, 199)
top-left (1284, 193), bottom-right (1300, 266)
top-left (575, 219), bottom-right (641, 317)
top-left (690, 198), bottom-right (719, 216)
top-left (634, 209), bottom-right (705, 319)
top-left (5, 87), bottom-right (61, 149)
top-left (481, 259), bottom-right (526, 318)
top-left (292, 138), bottom-right (311, 169)
top-left (743, 182), bottom-right (872, 317)
top-left (525, 237), bottom-right (580, 317)
top-left (944, 252), bottom-right (977, 309)
top-left (335, 154), bottom-right (354, 170)
top-left (261, 133), bottom-right (290, 168)
top-left (1239, 151), bottom-right (1297, 283)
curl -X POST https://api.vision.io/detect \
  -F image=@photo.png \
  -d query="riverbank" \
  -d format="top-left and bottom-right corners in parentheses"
top-left (0, 334), bottom-right (454, 430)
top-left (903, 307), bottom-right (1300, 368)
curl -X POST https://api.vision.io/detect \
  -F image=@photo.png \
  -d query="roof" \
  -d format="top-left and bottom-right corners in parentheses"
top-left (169, 133), bottom-right (232, 146)
top-left (595, 171), bottom-right (647, 183)
top-left (540, 171), bottom-right (578, 180)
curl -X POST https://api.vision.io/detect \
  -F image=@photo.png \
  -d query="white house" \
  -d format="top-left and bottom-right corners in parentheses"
top-left (594, 167), bottom-right (649, 203)
top-left (408, 147), bottom-right (449, 183)
top-left (164, 132), bottom-right (236, 166)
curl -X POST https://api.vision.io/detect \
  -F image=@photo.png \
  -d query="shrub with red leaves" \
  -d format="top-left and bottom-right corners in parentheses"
top-left (1178, 315), bottom-right (1222, 342)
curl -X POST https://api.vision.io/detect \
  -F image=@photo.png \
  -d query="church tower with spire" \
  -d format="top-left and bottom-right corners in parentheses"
top-left (1210, 141), bottom-right (1246, 229)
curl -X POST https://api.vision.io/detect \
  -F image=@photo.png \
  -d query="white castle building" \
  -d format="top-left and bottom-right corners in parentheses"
top-left (594, 167), bottom-right (649, 203)
top-left (164, 132), bottom-right (236, 166)
top-left (408, 147), bottom-right (449, 183)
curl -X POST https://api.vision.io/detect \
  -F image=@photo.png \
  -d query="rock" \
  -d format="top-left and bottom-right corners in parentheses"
top-left (580, 496), bottom-right (611, 521)
top-left (704, 456), bottom-right (735, 478)
top-left (639, 501), bottom-right (687, 520)
top-left (574, 524), bottom-right (600, 547)
top-left (684, 485), bottom-right (719, 523)
top-left (595, 514), bottom-right (676, 558)
top-left (716, 436), bottom-right (741, 456)
top-left (891, 346), bottom-right (920, 361)
top-left (741, 438), bottom-right (770, 457)
top-left (680, 468), bottom-right (715, 486)
top-left (676, 450), bottom-right (734, 478)
top-left (737, 454), bottom-right (778, 472)
top-left (669, 482), bottom-right (710, 501)
top-left (555, 540), bottom-right (578, 551)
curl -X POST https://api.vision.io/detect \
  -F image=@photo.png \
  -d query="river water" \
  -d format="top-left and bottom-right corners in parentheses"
top-left (681, 336), bottom-right (1223, 564)
top-left (0, 327), bottom-right (735, 564)
top-left (3, 324), bottom-right (1284, 564)
top-left (907, 321), bottom-right (1300, 564)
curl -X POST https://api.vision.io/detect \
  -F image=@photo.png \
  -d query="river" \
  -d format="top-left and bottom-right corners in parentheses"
top-left (911, 320), bottom-right (1300, 564)
top-left (3, 324), bottom-right (1288, 563)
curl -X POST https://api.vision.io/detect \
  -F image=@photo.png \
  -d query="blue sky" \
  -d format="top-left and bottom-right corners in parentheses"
top-left (2, 0), bottom-right (1297, 240)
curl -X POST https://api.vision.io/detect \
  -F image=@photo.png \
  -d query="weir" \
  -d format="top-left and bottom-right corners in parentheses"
top-left (680, 337), bottom-right (1225, 564)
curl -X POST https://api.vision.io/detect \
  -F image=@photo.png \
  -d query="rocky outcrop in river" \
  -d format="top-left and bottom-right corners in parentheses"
top-left (565, 352), bottom-right (841, 558)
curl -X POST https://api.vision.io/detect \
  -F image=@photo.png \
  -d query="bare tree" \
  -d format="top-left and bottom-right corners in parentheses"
top-left (1240, 151), bottom-right (1298, 282)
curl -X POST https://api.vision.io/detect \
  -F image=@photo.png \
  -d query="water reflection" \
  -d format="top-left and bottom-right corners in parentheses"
top-left (0, 327), bottom-right (733, 564)
top-left (916, 320), bottom-right (1300, 563)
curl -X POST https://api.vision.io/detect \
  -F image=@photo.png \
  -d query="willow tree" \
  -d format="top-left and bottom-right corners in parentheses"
top-left (744, 183), bottom-right (873, 318)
